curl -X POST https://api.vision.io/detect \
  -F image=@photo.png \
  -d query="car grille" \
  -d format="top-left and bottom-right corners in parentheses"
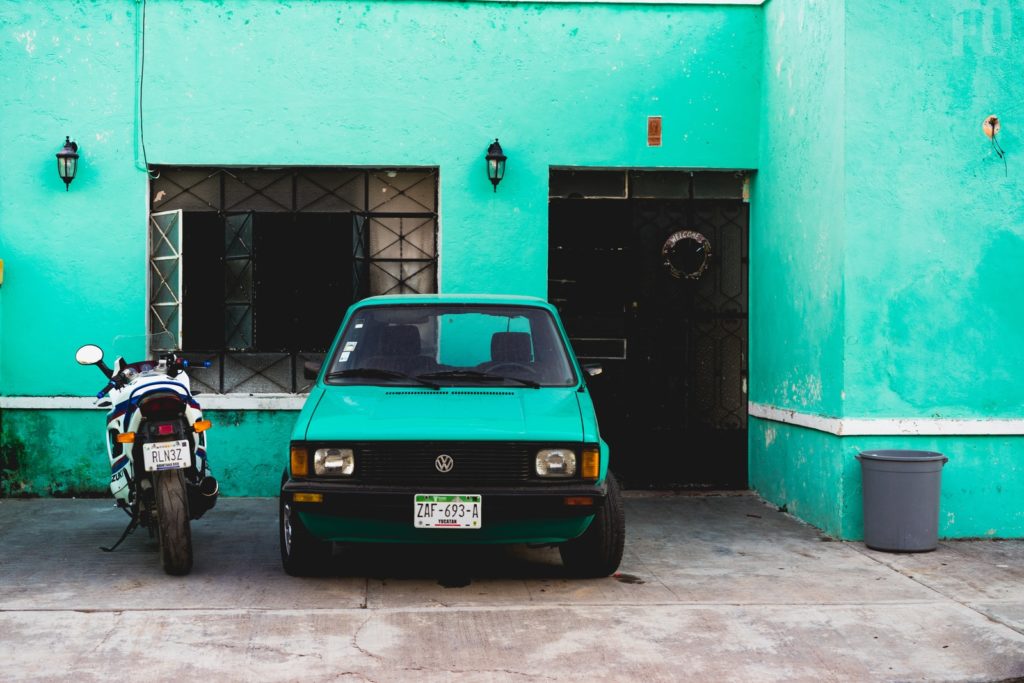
top-left (352, 441), bottom-right (563, 486)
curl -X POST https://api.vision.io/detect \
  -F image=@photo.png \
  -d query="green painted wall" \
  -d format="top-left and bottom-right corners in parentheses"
top-left (747, 0), bottom-right (847, 529)
top-left (748, 417), bottom-right (847, 537)
top-left (1, 409), bottom-right (295, 497)
top-left (1, 2), bottom-right (144, 397)
top-left (1, 410), bottom-right (107, 497)
top-left (0, 0), bottom-right (762, 398)
top-left (751, 417), bottom-right (1024, 540)
top-left (0, 0), bottom-right (763, 497)
top-left (750, 0), bottom-right (1024, 540)
top-left (843, 0), bottom-right (1024, 419)
top-left (748, 0), bottom-right (845, 417)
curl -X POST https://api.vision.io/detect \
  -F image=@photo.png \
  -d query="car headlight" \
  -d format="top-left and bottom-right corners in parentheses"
top-left (314, 447), bottom-right (355, 476)
top-left (535, 448), bottom-right (576, 477)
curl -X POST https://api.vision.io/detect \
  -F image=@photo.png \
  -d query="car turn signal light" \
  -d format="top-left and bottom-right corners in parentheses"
top-left (293, 493), bottom-right (323, 504)
top-left (581, 447), bottom-right (600, 481)
top-left (193, 419), bottom-right (212, 433)
top-left (290, 446), bottom-right (309, 477)
top-left (115, 432), bottom-right (135, 444)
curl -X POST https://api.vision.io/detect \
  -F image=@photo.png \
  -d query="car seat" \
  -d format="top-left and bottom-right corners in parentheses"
top-left (489, 331), bottom-right (532, 364)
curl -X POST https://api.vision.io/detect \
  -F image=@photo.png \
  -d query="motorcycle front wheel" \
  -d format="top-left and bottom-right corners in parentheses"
top-left (154, 470), bottom-right (194, 576)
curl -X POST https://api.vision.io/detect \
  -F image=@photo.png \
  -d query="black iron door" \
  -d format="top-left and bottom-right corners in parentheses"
top-left (549, 192), bottom-right (748, 489)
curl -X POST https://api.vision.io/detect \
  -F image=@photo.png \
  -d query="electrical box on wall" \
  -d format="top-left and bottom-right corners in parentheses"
top-left (647, 116), bottom-right (663, 147)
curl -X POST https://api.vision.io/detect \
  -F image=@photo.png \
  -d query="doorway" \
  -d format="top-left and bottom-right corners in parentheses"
top-left (549, 170), bottom-right (749, 488)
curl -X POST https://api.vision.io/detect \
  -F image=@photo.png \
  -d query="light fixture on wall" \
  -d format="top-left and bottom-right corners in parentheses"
top-left (485, 139), bottom-right (506, 192)
top-left (56, 136), bottom-right (79, 191)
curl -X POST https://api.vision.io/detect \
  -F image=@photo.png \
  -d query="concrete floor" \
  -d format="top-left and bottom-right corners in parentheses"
top-left (1, 493), bottom-right (1022, 682)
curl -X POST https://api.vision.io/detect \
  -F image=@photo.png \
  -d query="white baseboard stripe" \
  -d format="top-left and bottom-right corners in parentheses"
top-left (748, 402), bottom-right (1024, 436)
top-left (0, 395), bottom-right (306, 411)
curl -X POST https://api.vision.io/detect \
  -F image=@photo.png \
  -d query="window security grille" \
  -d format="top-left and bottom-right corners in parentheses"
top-left (148, 167), bottom-right (438, 394)
top-left (148, 210), bottom-right (183, 354)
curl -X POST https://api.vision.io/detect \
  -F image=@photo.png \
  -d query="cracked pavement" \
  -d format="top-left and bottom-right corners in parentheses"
top-left (1, 493), bottom-right (1023, 681)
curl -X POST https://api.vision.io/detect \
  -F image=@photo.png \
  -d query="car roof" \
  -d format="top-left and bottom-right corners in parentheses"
top-left (352, 293), bottom-right (553, 309)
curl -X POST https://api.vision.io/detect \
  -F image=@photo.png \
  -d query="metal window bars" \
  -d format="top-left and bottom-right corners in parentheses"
top-left (149, 168), bottom-right (438, 394)
top-left (148, 210), bottom-right (183, 354)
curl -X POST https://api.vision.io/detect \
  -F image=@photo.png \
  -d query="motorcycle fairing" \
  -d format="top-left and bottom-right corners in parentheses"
top-left (102, 369), bottom-right (208, 502)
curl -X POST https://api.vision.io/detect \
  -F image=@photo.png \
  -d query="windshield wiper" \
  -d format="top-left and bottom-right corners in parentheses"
top-left (326, 367), bottom-right (439, 389)
top-left (417, 369), bottom-right (540, 389)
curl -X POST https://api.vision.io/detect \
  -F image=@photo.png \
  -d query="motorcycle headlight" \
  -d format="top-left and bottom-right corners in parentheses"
top-left (535, 448), bottom-right (576, 477)
top-left (314, 447), bottom-right (355, 476)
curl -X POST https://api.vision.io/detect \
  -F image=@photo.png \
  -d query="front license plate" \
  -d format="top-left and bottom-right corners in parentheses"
top-left (142, 440), bottom-right (192, 472)
top-left (414, 494), bottom-right (482, 529)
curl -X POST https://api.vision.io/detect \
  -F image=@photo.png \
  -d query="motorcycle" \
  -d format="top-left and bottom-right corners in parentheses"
top-left (76, 344), bottom-right (219, 575)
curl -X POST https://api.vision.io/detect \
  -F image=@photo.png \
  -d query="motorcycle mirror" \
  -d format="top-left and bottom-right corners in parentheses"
top-left (75, 344), bottom-right (104, 366)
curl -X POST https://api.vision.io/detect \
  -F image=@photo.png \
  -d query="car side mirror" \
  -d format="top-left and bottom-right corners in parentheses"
top-left (303, 361), bottom-right (322, 380)
top-left (583, 363), bottom-right (603, 377)
top-left (75, 344), bottom-right (104, 366)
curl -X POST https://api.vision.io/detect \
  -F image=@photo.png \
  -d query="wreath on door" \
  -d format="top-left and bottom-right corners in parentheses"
top-left (661, 230), bottom-right (712, 280)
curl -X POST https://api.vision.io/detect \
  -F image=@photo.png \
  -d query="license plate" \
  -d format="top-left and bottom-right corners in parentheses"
top-left (142, 440), bottom-right (192, 472)
top-left (414, 494), bottom-right (482, 529)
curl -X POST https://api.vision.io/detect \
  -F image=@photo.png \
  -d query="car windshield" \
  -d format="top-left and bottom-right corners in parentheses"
top-left (325, 304), bottom-right (577, 387)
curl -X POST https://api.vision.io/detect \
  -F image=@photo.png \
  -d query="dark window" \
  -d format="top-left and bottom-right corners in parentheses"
top-left (148, 168), bottom-right (438, 394)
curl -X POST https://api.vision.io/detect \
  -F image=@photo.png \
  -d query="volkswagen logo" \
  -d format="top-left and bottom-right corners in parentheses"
top-left (434, 454), bottom-right (454, 473)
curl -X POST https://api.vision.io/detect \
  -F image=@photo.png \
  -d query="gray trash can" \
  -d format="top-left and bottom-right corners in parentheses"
top-left (856, 450), bottom-right (948, 552)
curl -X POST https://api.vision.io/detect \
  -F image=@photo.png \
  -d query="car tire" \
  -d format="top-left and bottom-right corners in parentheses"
top-left (559, 471), bottom-right (625, 578)
top-left (279, 475), bottom-right (332, 576)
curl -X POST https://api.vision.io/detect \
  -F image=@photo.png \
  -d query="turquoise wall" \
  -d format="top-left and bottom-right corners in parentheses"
top-left (843, 0), bottom-right (1024, 419)
top-left (748, 417), bottom-right (847, 537)
top-left (0, 0), bottom-right (763, 497)
top-left (0, 0), bottom-right (762, 398)
top-left (752, 417), bottom-right (1024, 540)
top-left (1, 409), bottom-right (294, 497)
top-left (0, 2), bottom-right (143, 397)
top-left (7, 0), bottom-right (1024, 542)
top-left (749, 0), bottom-right (845, 416)
top-left (749, 0), bottom-right (1024, 539)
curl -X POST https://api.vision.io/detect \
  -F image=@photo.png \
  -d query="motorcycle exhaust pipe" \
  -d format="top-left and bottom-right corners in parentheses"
top-left (188, 476), bottom-right (219, 520)
top-left (199, 476), bottom-right (219, 498)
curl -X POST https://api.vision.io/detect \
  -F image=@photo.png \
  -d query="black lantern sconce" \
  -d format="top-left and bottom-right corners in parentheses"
top-left (56, 136), bottom-right (79, 191)
top-left (485, 138), bottom-right (506, 192)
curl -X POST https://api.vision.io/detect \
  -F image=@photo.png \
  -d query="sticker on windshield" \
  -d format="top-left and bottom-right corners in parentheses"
top-left (343, 341), bottom-right (358, 352)
top-left (339, 351), bottom-right (351, 362)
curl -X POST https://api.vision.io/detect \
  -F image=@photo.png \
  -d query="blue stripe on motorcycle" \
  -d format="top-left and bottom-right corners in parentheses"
top-left (111, 455), bottom-right (129, 473)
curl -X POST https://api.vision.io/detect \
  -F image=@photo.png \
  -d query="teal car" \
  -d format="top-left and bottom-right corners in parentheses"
top-left (279, 294), bottom-right (624, 577)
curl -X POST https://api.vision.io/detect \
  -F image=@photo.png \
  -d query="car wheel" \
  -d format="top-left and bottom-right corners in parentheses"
top-left (559, 471), bottom-right (625, 578)
top-left (279, 477), bottom-right (332, 576)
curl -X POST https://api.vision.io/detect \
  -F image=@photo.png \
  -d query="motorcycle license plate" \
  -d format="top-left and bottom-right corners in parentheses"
top-left (142, 440), bottom-right (192, 472)
top-left (414, 494), bottom-right (482, 529)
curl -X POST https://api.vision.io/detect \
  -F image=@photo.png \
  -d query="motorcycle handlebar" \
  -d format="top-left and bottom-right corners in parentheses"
top-left (94, 355), bottom-right (211, 396)
top-left (96, 380), bottom-right (117, 399)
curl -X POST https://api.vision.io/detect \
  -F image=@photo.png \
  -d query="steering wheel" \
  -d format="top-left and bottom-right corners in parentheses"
top-left (486, 362), bottom-right (538, 375)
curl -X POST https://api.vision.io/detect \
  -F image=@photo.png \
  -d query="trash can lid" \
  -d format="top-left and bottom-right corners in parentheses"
top-left (856, 449), bottom-right (948, 463)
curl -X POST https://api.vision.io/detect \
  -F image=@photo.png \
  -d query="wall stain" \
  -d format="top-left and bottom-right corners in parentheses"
top-left (0, 425), bottom-right (32, 497)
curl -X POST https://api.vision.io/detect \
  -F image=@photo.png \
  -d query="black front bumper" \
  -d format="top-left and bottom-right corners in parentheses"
top-left (282, 479), bottom-right (607, 523)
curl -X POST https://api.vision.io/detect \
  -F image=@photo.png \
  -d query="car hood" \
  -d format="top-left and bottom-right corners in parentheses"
top-left (303, 385), bottom-right (584, 442)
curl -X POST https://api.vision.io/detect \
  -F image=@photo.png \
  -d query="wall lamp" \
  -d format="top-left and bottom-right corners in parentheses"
top-left (56, 136), bottom-right (79, 191)
top-left (486, 138), bottom-right (506, 192)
